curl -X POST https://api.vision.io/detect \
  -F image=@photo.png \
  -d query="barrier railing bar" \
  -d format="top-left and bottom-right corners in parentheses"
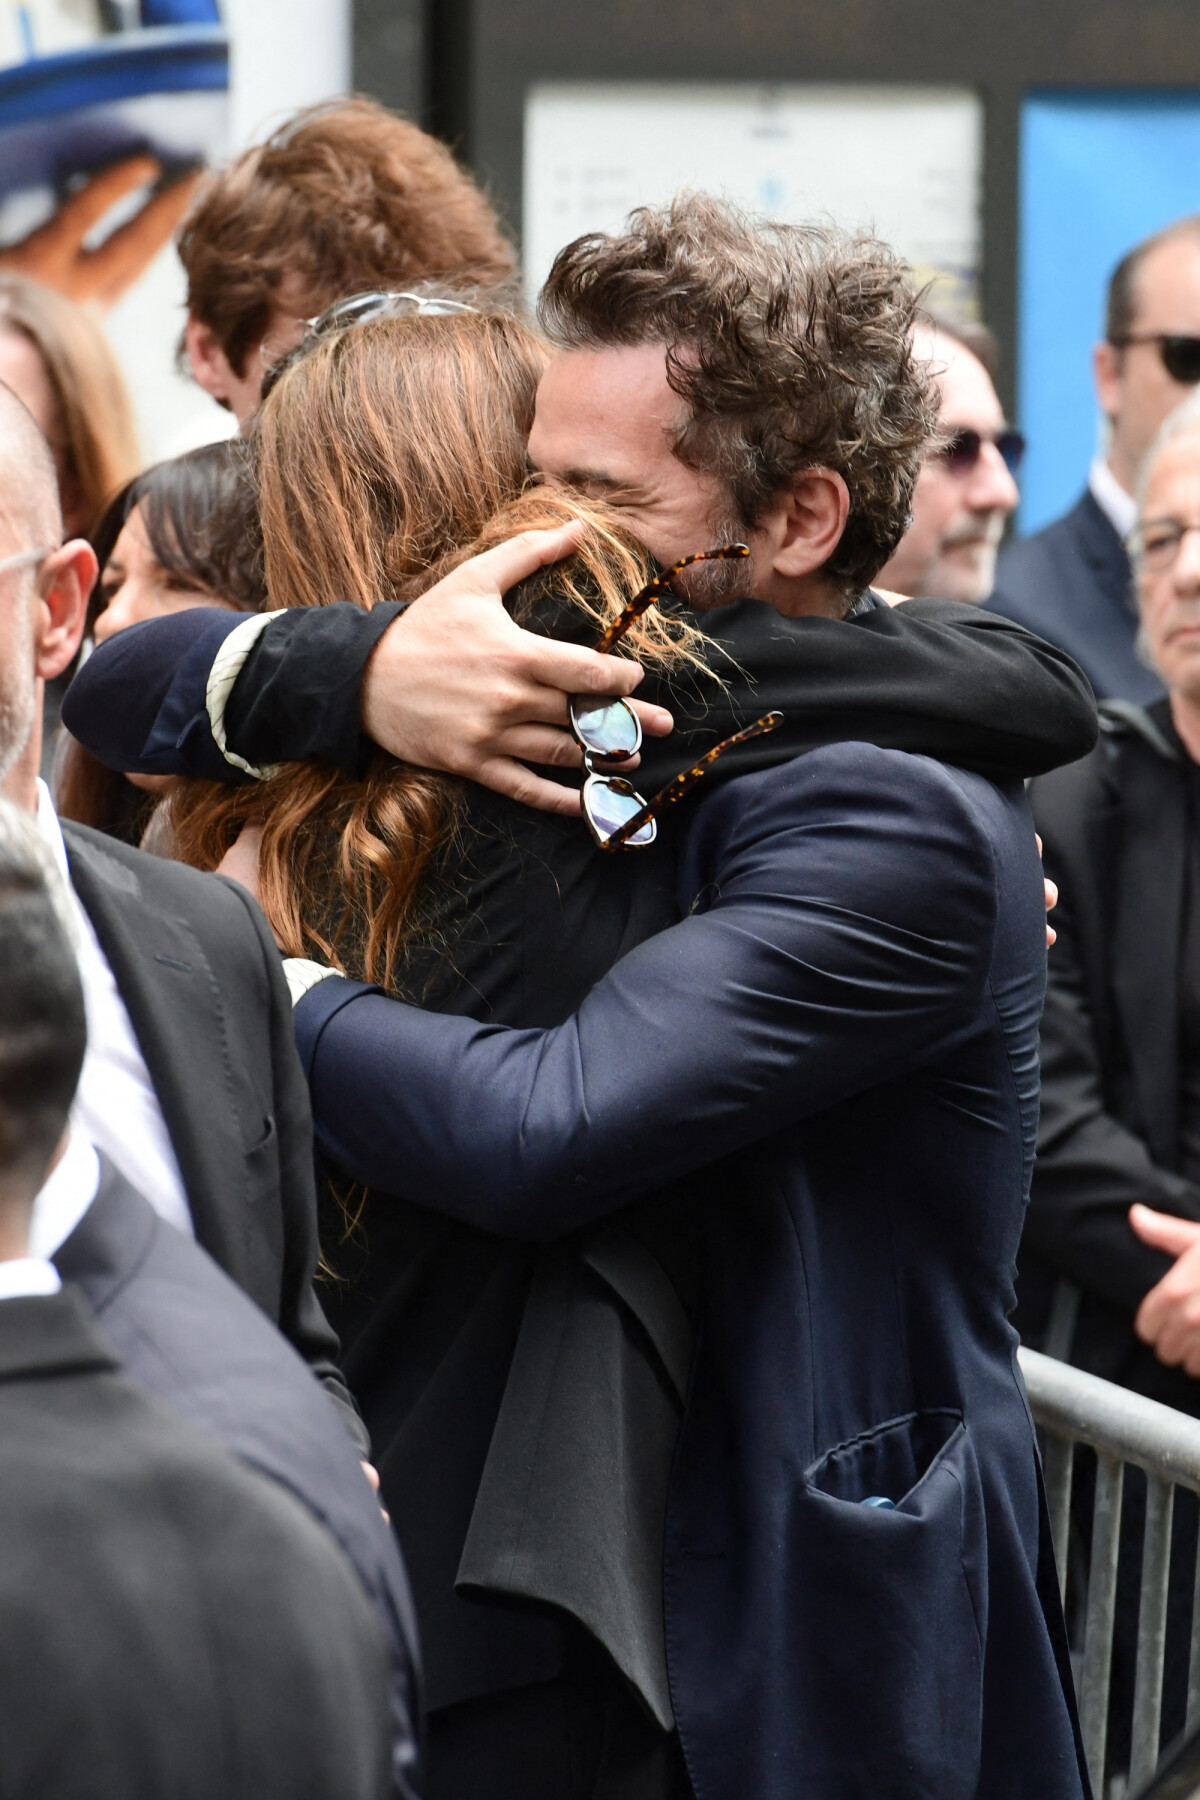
top-left (1019, 1349), bottom-right (1200, 1488)
top-left (1079, 1451), bottom-right (1124, 1791)
top-left (1129, 1477), bottom-right (1175, 1789)
top-left (1188, 1549), bottom-right (1200, 1733)
top-left (1043, 1431), bottom-right (1074, 1606)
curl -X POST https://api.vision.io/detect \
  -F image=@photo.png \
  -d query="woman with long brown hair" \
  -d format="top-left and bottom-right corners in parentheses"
top-left (169, 309), bottom-right (706, 1007)
top-left (147, 304), bottom-right (720, 1799)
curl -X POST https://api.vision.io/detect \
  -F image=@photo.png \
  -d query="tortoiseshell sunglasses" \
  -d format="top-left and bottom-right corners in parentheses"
top-left (568, 544), bottom-right (782, 850)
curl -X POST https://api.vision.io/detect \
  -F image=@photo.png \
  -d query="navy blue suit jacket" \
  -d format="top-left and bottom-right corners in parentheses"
top-left (291, 745), bottom-right (1087, 1800)
top-left (987, 489), bottom-right (1162, 704)
top-left (54, 1157), bottom-right (422, 1799)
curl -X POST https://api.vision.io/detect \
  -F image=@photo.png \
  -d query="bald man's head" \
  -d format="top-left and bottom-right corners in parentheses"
top-left (0, 381), bottom-right (60, 554)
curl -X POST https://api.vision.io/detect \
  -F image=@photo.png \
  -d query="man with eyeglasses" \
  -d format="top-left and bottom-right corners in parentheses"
top-left (989, 214), bottom-right (1200, 702)
top-left (875, 313), bottom-right (1022, 604)
top-left (1021, 384), bottom-right (1200, 1769)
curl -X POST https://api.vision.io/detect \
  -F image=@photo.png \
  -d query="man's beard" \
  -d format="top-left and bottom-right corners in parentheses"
top-left (669, 514), bottom-right (759, 611)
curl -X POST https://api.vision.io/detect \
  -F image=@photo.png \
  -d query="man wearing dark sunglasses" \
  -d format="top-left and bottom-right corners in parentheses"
top-left (989, 213), bottom-right (1200, 703)
top-left (875, 315), bottom-right (1022, 604)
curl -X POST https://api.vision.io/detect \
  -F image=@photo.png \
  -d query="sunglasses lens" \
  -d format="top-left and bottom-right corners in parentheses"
top-left (1161, 338), bottom-right (1200, 384)
top-left (571, 698), bottom-right (641, 761)
top-left (943, 429), bottom-right (981, 474)
top-left (997, 430), bottom-right (1026, 475)
top-left (583, 777), bottom-right (656, 848)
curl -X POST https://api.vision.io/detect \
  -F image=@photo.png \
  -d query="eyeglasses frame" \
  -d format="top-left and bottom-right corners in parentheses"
top-left (933, 426), bottom-right (1026, 479)
top-left (1110, 333), bottom-right (1200, 387)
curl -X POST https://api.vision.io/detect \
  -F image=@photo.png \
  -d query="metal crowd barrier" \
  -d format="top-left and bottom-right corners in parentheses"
top-left (1020, 1346), bottom-right (1200, 1798)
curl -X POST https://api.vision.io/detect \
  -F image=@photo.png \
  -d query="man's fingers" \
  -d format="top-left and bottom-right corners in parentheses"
top-left (449, 522), bottom-right (586, 600)
top-left (1129, 1203), bottom-right (1200, 1257)
top-left (476, 757), bottom-right (585, 815)
top-left (497, 726), bottom-right (584, 769)
top-left (628, 698), bottom-right (675, 737)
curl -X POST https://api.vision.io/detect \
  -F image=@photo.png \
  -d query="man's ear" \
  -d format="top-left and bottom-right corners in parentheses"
top-left (769, 468), bottom-right (851, 581)
top-left (34, 540), bottom-right (97, 681)
top-left (1093, 340), bottom-right (1123, 424)
top-left (185, 314), bottom-right (236, 406)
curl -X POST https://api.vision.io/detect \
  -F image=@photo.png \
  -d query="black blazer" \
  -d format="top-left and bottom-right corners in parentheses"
top-left (293, 748), bottom-right (1087, 1800)
top-left (987, 488), bottom-right (1163, 705)
top-left (53, 1155), bottom-right (421, 1795)
top-left (60, 820), bottom-right (362, 1440)
top-left (1022, 702), bottom-right (1200, 1409)
top-left (0, 1287), bottom-right (391, 1800)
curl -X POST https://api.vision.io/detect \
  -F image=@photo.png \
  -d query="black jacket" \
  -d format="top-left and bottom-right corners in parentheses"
top-left (0, 1286), bottom-right (391, 1800)
top-left (1021, 700), bottom-right (1200, 1409)
top-left (61, 593), bottom-right (1100, 1726)
top-left (61, 820), bottom-right (363, 1443)
top-left (53, 1156), bottom-right (421, 1795)
top-left (987, 489), bottom-right (1163, 705)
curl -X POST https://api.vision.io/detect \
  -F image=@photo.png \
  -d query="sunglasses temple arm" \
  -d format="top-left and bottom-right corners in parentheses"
top-left (592, 546), bottom-right (750, 656)
top-left (603, 712), bottom-right (783, 851)
top-left (593, 577), bottom-right (672, 656)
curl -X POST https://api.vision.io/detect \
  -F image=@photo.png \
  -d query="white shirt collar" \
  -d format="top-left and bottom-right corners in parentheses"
top-left (1089, 456), bottom-right (1138, 545)
top-left (33, 779), bottom-right (81, 951)
top-left (29, 1124), bottom-right (101, 1262)
top-left (0, 1259), bottom-right (61, 1301)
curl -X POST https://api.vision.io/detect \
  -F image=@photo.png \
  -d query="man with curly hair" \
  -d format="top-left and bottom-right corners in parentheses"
top-left (179, 96), bottom-right (516, 426)
top-left (67, 198), bottom-right (1093, 1799)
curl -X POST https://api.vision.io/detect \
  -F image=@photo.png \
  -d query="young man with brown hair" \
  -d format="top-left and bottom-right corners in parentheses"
top-left (179, 96), bottom-right (516, 425)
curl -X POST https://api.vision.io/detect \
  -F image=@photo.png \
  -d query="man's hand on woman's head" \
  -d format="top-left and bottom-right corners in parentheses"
top-left (360, 523), bottom-right (675, 814)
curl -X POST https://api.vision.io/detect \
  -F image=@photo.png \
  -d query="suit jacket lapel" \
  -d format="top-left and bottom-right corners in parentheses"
top-left (1074, 492), bottom-right (1134, 612)
top-left (1110, 744), bottom-right (1187, 1164)
top-left (62, 827), bottom-right (246, 1270)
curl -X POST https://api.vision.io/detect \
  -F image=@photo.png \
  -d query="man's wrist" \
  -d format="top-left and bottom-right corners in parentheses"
top-left (223, 602), bottom-right (408, 778)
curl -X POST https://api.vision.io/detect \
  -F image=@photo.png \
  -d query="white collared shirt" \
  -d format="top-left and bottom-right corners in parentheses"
top-left (0, 1259), bottom-right (61, 1301)
top-left (34, 783), bottom-right (193, 1239)
top-left (29, 1124), bottom-right (101, 1261)
top-left (1089, 455), bottom-right (1138, 546)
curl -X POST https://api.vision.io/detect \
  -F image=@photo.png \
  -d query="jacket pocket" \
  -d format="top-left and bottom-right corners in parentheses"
top-left (792, 1409), bottom-right (985, 1799)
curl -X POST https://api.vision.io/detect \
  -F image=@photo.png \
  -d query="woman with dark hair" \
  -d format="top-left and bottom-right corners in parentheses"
top-left (55, 440), bottom-right (264, 842)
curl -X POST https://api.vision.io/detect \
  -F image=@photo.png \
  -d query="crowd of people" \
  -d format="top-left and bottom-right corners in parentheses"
top-left (4, 87), bottom-right (1200, 1798)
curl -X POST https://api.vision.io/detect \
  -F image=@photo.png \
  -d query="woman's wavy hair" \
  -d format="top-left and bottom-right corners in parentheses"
top-left (540, 194), bottom-right (936, 600)
top-left (168, 310), bottom-right (708, 993)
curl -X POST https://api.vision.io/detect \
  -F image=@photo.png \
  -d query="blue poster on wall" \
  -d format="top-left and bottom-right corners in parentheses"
top-left (1019, 93), bottom-right (1200, 534)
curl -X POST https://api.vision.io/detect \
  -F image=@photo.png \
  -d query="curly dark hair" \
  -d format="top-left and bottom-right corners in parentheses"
top-left (539, 195), bottom-right (936, 596)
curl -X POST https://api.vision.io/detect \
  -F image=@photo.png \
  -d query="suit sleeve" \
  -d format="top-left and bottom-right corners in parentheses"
top-left (637, 598), bottom-right (1097, 792)
top-left (61, 604), bottom-right (404, 781)
top-left (1023, 854), bottom-right (1200, 1312)
top-left (218, 879), bottom-right (369, 1452)
top-left (63, 589), bottom-right (1097, 793)
top-left (294, 748), bottom-right (1000, 1241)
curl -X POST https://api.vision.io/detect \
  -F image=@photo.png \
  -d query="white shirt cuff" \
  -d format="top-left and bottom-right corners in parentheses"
top-left (282, 958), bottom-right (343, 1008)
top-left (206, 611), bottom-right (286, 779)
